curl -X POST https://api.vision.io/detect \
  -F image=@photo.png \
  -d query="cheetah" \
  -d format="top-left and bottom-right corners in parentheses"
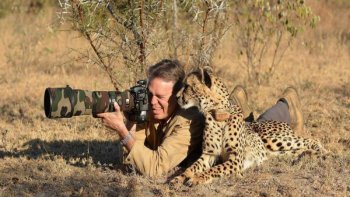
top-left (170, 67), bottom-right (325, 186)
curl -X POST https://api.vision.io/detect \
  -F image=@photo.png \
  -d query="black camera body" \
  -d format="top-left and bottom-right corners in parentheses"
top-left (121, 80), bottom-right (149, 123)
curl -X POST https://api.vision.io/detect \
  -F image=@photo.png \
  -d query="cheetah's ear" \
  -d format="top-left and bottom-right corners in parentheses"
top-left (199, 67), bottom-right (212, 88)
top-left (203, 65), bottom-right (213, 74)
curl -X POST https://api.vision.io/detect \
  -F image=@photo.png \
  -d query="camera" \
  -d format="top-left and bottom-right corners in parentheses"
top-left (44, 80), bottom-right (149, 123)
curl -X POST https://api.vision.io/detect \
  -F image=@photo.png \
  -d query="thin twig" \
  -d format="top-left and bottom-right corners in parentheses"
top-left (107, 1), bottom-right (146, 79)
top-left (72, 0), bottom-right (121, 90)
top-left (198, 1), bottom-right (211, 67)
top-left (139, 0), bottom-right (146, 75)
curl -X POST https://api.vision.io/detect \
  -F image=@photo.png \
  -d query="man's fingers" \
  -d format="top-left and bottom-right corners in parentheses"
top-left (114, 102), bottom-right (120, 111)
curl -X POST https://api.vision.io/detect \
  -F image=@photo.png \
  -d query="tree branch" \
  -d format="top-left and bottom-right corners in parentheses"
top-left (72, 0), bottom-right (121, 90)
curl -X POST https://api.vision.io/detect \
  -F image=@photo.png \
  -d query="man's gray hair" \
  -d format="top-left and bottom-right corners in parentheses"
top-left (147, 59), bottom-right (185, 93)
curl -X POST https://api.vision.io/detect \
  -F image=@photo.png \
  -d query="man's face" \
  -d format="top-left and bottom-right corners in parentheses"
top-left (148, 77), bottom-right (178, 121)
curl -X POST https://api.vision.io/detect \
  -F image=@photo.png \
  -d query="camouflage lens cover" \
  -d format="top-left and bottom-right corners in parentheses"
top-left (92, 91), bottom-right (123, 117)
top-left (44, 86), bottom-right (125, 118)
top-left (44, 86), bottom-right (94, 118)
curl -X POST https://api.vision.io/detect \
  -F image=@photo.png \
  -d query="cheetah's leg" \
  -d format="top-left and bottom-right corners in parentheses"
top-left (186, 125), bottom-right (245, 186)
top-left (169, 154), bottom-right (216, 187)
top-left (170, 113), bottom-right (223, 187)
top-left (266, 137), bottom-right (326, 157)
top-left (251, 121), bottom-right (326, 156)
top-left (186, 153), bottom-right (244, 186)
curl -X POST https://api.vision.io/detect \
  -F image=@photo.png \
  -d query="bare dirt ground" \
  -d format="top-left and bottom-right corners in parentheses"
top-left (0, 1), bottom-right (349, 196)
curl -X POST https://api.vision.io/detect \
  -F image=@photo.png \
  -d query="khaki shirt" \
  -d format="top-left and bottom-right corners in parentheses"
top-left (124, 107), bottom-right (204, 177)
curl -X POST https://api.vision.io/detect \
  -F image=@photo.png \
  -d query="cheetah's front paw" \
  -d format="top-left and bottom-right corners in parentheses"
top-left (185, 175), bottom-right (210, 186)
top-left (169, 174), bottom-right (187, 189)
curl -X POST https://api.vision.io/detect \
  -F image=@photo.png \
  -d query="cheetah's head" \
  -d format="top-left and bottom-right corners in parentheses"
top-left (176, 67), bottom-right (230, 112)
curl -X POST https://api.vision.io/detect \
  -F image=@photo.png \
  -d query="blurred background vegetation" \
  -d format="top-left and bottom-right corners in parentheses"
top-left (1, 0), bottom-right (349, 88)
top-left (4, 0), bottom-right (347, 87)
top-left (0, 0), bottom-right (56, 17)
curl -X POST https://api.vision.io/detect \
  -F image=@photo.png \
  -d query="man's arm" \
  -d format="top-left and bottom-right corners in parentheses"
top-left (97, 103), bottom-right (135, 151)
top-left (124, 120), bottom-right (194, 177)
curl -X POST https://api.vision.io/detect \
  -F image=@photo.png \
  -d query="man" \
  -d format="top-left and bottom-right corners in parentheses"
top-left (98, 59), bottom-right (304, 177)
top-left (97, 59), bottom-right (205, 177)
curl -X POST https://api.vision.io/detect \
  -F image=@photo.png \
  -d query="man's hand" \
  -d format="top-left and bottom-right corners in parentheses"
top-left (97, 102), bottom-right (126, 132)
top-left (96, 102), bottom-right (135, 151)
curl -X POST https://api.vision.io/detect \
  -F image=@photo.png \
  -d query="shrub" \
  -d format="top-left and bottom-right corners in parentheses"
top-left (58, 0), bottom-right (318, 87)
top-left (231, 0), bottom-right (319, 85)
top-left (58, 0), bottom-right (230, 89)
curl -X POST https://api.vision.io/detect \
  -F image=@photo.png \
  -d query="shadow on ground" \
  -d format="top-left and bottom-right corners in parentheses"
top-left (0, 139), bottom-right (124, 167)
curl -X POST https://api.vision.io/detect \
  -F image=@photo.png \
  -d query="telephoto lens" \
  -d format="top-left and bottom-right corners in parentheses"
top-left (44, 86), bottom-right (124, 118)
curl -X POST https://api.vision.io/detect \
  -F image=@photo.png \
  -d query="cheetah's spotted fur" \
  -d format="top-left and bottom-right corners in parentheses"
top-left (170, 68), bottom-right (325, 186)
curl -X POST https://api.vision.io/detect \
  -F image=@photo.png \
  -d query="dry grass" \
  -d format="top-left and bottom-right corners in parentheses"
top-left (0, 1), bottom-right (349, 196)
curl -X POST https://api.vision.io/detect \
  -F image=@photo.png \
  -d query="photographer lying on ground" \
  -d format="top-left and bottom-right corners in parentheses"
top-left (97, 59), bottom-right (304, 177)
